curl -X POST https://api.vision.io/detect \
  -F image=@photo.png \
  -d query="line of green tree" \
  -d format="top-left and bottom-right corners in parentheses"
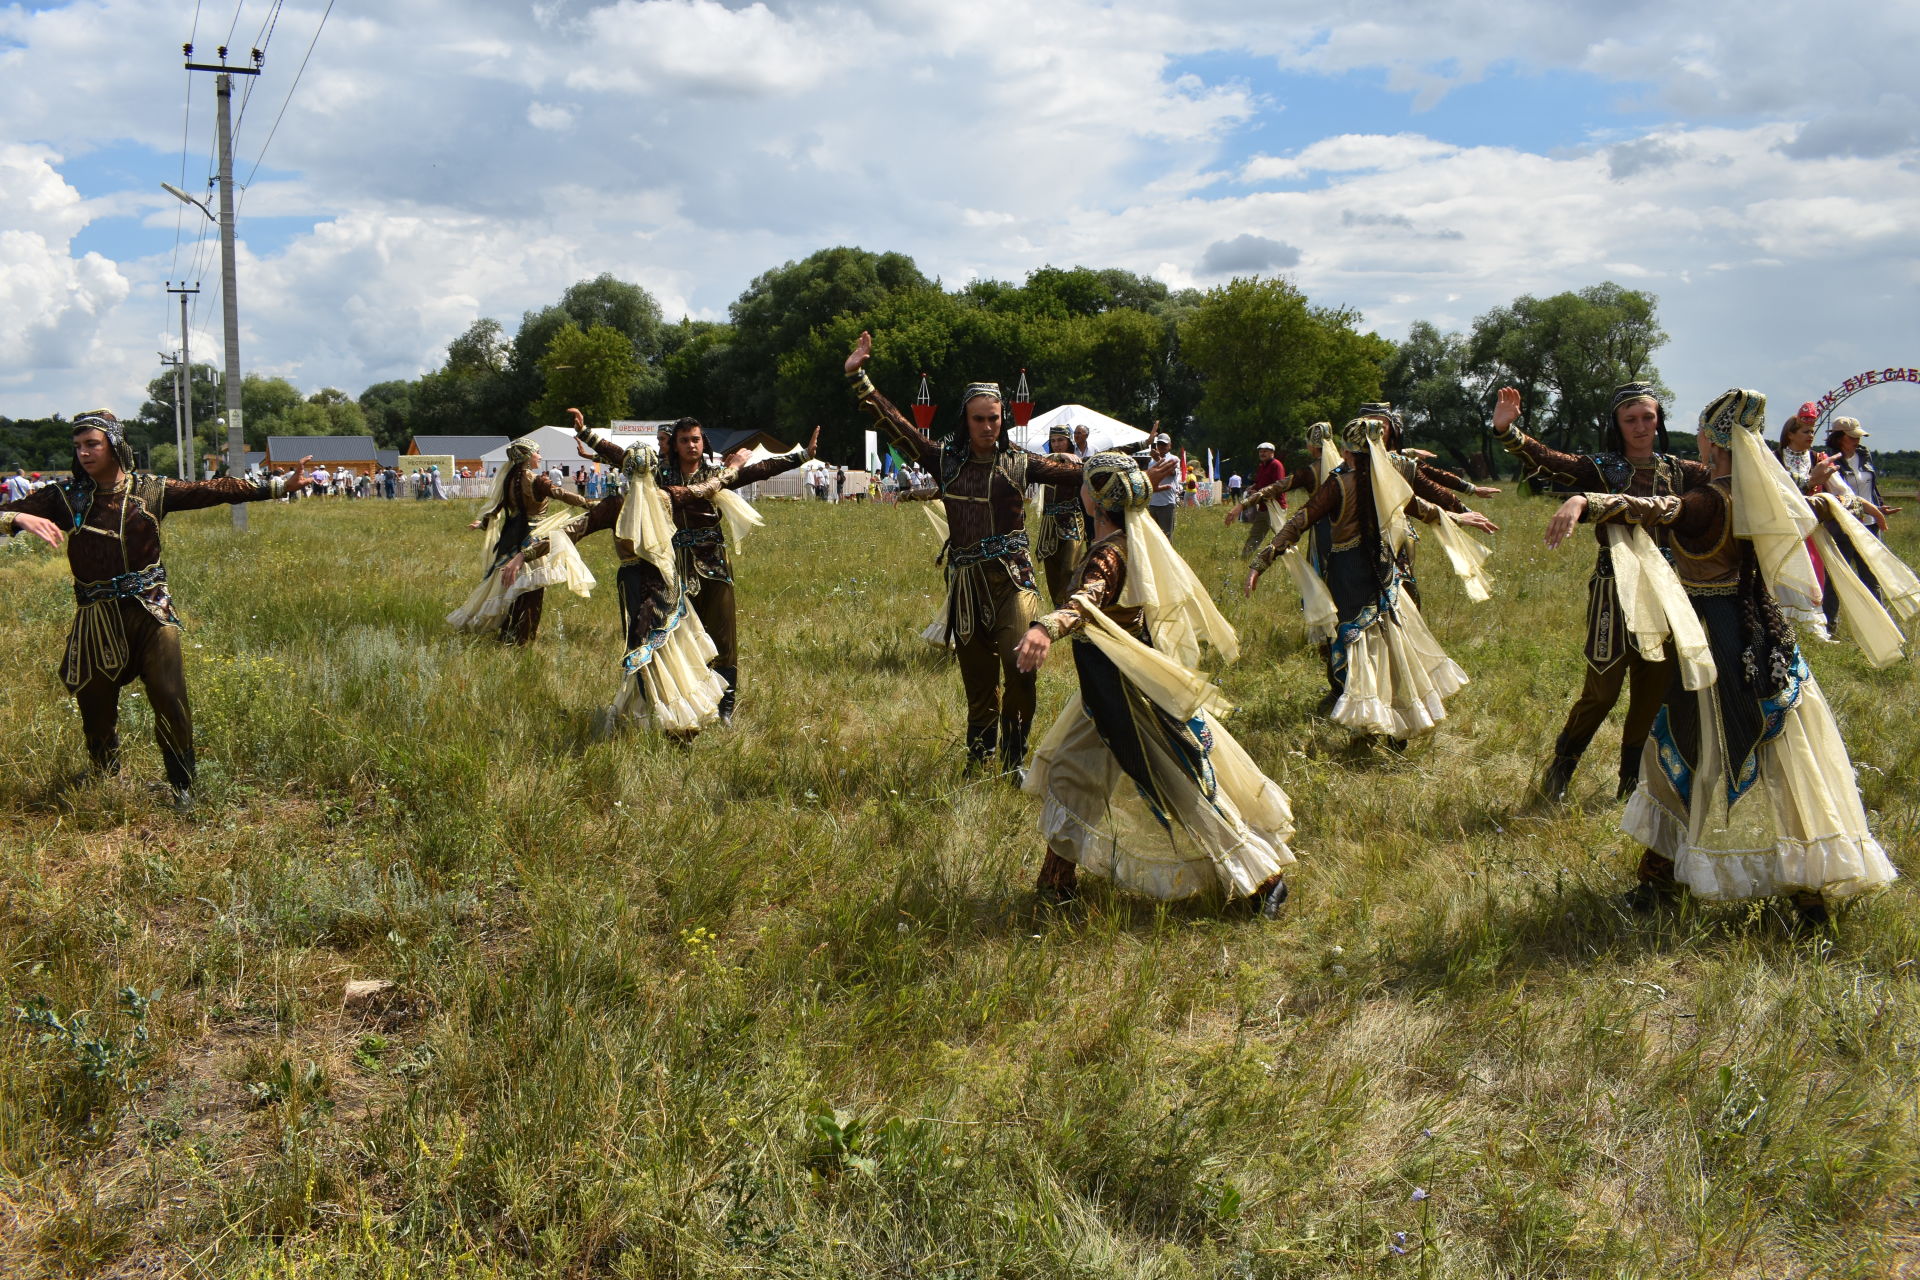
top-left (6, 249), bottom-right (1701, 478)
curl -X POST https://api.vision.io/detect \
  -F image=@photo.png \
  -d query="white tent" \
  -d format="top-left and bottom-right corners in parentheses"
top-left (1010, 404), bottom-right (1150, 455)
top-left (478, 426), bottom-right (583, 475)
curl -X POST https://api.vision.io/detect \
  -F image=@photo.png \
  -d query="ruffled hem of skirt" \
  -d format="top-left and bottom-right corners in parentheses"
top-left (1037, 794), bottom-right (1294, 902)
top-left (1624, 784), bottom-right (1898, 900)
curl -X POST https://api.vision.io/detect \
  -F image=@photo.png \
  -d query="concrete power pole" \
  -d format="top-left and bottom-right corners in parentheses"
top-left (184, 45), bottom-right (262, 527)
top-left (158, 351), bottom-right (184, 474)
top-left (166, 281), bottom-right (199, 478)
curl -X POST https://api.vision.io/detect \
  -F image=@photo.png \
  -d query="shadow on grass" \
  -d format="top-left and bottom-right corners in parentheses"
top-left (1376, 866), bottom-right (1847, 1000)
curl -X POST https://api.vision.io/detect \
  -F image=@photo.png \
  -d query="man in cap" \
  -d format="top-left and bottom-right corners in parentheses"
top-left (1824, 414), bottom-right (1888, 524)
top-left (1492, 382), bottom-right (1710, 804)
top-left (1239, 441), bottom-right (1286, 558)
top-left (1146, 428), bottom-right (1180, 535)
top-left (0, 411), bottom-right (312, 809)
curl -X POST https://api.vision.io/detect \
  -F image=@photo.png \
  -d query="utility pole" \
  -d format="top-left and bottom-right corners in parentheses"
top-left (158, 351), bottom-right (185, 476)
top-left (165, 281), bottom-right (199, 478)
top-left (182, 42), bottom-right (262, 527)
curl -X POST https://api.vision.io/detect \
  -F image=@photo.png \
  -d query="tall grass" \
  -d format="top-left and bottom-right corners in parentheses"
top-left (0, 489), bottom-right (1913, 1278)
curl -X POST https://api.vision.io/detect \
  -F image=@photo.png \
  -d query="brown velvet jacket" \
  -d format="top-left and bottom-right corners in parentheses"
top-left (852, 374), bottom-right (1082, 552)
top-left (1253, 471), bottom-right (1444, 571)
top-left (1035, 533), bottom-right (1142, 640)
top-left (2, 473), bottom-right (274, 584)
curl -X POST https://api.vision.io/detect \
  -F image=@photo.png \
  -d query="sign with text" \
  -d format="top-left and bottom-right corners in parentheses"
top-left (1813, 366), bottom-right (1919, 424)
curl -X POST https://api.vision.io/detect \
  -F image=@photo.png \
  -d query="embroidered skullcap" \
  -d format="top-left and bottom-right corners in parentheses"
top-left (1340, 416), bottom-right (1384, 451)
top-left (1796, 401), bottom-right (1820, 422)
top-left (71, 409), bottom-right (135, 472)
top-left (1048, 423), bottom-right (1072, 439)
top-left (71, 410), bottom-right (124, 443)
top-left (1832, 416), bottom-right (1868, 439)
top-left (1084, 450), bottom-right (1150, 515)
top-left (505, 434), bottom-right (540, 464)
top-left (961, 382), bottom-right (1002, 406)
top-left (1356, 401), bottom-right (1398, 422)
top-left (1699, 388), bottom-right (1767, 448)
top-left (1304, 422), bottom-right (1332, 447)
top-left (1257, 441), bottom-right (1276, 452)
top-left (1609, 381), bottom-right (1661, 420)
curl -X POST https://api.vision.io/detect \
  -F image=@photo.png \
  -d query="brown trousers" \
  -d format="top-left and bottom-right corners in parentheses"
top-left (691, 577), bottom-right (737, 670)
top-left (502, 588), bottom-right (544, 645)
top-left (1555, 650), bottom-right (1673, 771)
top-left (953, 570), bottom-right (1039, 762)
top-left (1041, 539), bottom-right (1085, 608)
top-left (66, 602), bottom-right (195, 790)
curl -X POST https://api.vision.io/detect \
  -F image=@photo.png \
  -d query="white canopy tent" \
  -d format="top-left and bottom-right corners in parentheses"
top-left (477, 426), bottom-right (592, 477)
top-left (1009, 404), bottom-right (1150, 455)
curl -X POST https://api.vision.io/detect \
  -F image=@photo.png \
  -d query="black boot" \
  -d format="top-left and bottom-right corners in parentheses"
top-left (162, 748), bottom-right (196, 814)
top-left (965, 722), bottom-right (998, 775)
top-left (1248, 874), bottom-right (1289, 920)
top-left (1622, 850), bottom-right (1681, 912)
top-left (999, 713), bottom-right (1031, 787)
top-left (1539, 724), bottom-right (1597, 805)
top-left (1539, 754), bottom-right (1579, 805)
top-left (1316, 643), bottom-right (1343, 715)
top-left (713, 665), bottom-right (738, 725)
top-left (1616, 742), bottom-right (1642, 801)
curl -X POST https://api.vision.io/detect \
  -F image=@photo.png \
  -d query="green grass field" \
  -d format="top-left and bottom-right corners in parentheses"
top-left (1, 489), bottom-right (1915, 1278)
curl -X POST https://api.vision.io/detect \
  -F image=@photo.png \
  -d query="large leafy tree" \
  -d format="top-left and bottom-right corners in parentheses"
top-left (1382, 322), bottom-right (1494, 476)
top-left (359, 380), bottom-right (416, 449)
top-left (509, 275), bottom-right (667, 425)
top-left (532, 322), bottom-right (636, 430)
top-left (1179, 276), bottom-right (1391, 461)
top-left (1467, 282), bottom-right (1668, 453)
top-left (726, 247), bottom-right (930, 429)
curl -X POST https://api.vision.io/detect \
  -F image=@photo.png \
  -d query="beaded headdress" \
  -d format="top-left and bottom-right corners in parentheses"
top-left (1085, 450), bottom-right (1150, 515)
top-left (70, 409), bottom-right (136, 476)
top-left (1340, 417), bottom-right (1384, 452)
top-left (1604, 381), bottom-right (1669, 453)
top-left (1699, 388), bottom-right (1766, 448)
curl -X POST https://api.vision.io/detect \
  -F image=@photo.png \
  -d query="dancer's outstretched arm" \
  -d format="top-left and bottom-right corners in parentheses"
top-left (845, 332), bottom-right (940, 471)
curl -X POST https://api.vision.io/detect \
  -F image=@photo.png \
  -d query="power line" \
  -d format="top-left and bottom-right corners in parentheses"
top-left (232, 1), bottom-right (281, 146)
top-left (223, 0), bottom-right (246, 53)
top-left (169, 73), bottom-right (194, 278)
top-left (238, 0), bottom-right (334, 201)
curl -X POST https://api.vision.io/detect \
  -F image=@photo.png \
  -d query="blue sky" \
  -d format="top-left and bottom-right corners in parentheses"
top-left (2, 0), bottom-right (1917, 448)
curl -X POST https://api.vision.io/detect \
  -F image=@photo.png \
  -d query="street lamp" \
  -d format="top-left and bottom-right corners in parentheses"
top-left (161, 182), bottom-right (214, 222)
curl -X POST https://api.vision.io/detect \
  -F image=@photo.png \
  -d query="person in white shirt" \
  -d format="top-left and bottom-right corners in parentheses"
top-left (1146, 430), bottom-right (1180, 535)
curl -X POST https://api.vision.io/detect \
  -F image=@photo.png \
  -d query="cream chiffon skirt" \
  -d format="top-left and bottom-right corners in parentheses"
top-left (446, 533), bottom-right (594, 633)
top-left (1025, 694), bottom-right (1296, 901)
top-left (1623, 673), bottom-right (1897, 900)
top-left (611, 596), bottom-right (728, 734)
top-left (1331, 594), bottom-right (1468, 738)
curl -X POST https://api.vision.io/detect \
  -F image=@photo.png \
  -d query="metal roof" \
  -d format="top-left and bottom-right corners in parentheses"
top-left (264, 435), bottom-right (379, 462)
top-left (408, 434), bottom-right (509, 457)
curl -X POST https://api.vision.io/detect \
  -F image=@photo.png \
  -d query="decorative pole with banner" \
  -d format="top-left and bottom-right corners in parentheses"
top-left (912, 373), bottom-right (937, 434)
top-left (1011, 369), bottom-right (1034, 429)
